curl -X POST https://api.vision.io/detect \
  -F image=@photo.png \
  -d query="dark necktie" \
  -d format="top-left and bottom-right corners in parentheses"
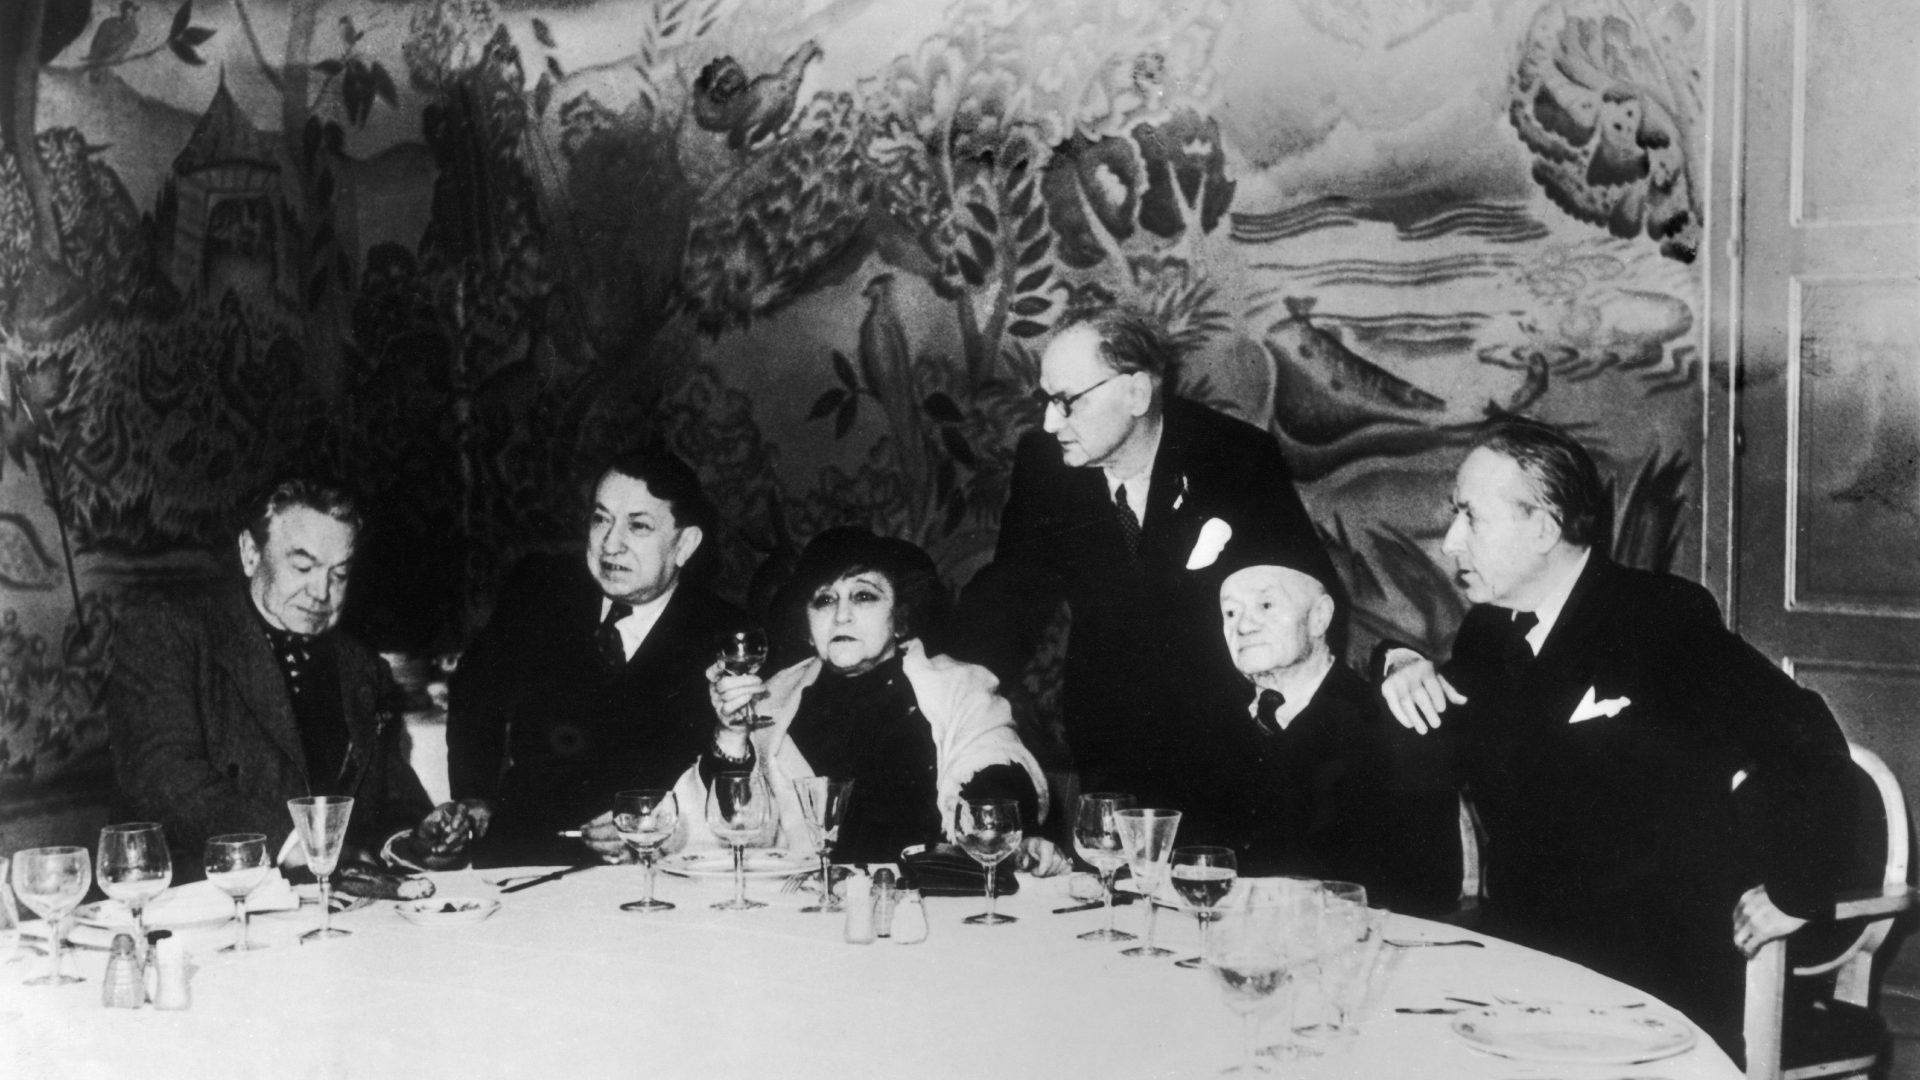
top-left (265, 627), bottom-right (315, 698)
top-left (1254, 689), bottom-right (1285, 735)
top-left (1502, 610), bottom-right (1539, 665)
top-left (1113, 483), bottom-right (1142, 559)
top-left (597, 602), bottom-right (633, 674)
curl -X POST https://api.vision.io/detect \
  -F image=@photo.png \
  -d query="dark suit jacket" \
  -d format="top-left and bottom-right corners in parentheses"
top-left (1439, 554), bottom-right (1852, 1046)
top-left (106, 582), bottom-right (434, 874)
top-left (447, 554), bottom-right (738, 859)
top-left (980, 395), bottom-right (1333, 805)
top-left (1173, 661), bottom-right (1460, 915)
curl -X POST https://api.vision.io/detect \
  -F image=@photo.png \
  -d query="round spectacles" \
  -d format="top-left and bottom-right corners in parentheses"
top-left (1030, 373), bottom-right (1123, 419)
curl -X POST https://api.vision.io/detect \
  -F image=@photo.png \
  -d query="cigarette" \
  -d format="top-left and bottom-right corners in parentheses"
top-left (556, 829), bottom-right (584, 839)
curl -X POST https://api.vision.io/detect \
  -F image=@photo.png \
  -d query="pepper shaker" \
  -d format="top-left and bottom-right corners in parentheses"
top-left (102, 933), bottom-right (146, 1008)
top-left (871, 868), bottom-right (897, 938)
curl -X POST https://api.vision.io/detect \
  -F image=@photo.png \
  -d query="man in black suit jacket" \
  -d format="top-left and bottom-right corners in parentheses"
top-left (973, 308), bottom-right (1334, 808)
top-left (1178, 536), bottom-right (1458, 914)
top-left (1380, 418), bottom-right (1853, 1052)
top-left (448, 448), bottom-right (738, 866)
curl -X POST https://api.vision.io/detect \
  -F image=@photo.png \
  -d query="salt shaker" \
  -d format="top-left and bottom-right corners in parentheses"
top-left (891, 888), bottom-right (928, 944)
top-left (101, 933), bottom-right (147, 1008)
top-left (843, 874), bottom-right (875, 944)
top-left (151, 936), bottom-right (191, 1010)
top-left (871, 868), bottom-right (897, 938)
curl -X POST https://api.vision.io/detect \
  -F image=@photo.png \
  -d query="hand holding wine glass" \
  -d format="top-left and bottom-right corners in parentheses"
top-left (11, 846), bottom-right (92, 986)
top-left (716, 629), bottom-right (772, 729)
top-left (613, 789), bottom-right (680, 913)
top-left (1072, 792), bottom-right (1138, 942)
top-left (792, 777), bottom-right (854, 913)
top-left (706, 771), bottom-right (772, 911)
top-left (97, 822), bottom-right (173, 954)
top-left (205, 833), bottom-right (272, 952)
top-left (1114, 808), bottom-right (1181, 958)
top-left (1170, 846), bottom-right (1237, 969)
top-left (288, 795), bottom-right (355, 942)
top-left (954, 798), bottom-right (1022, 926)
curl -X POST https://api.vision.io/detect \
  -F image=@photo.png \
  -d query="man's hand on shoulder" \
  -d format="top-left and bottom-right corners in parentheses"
top-left (1380, 648), bottom-right (1467, 734)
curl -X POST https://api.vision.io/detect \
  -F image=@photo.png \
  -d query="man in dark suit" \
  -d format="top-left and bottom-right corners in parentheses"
top-left (108, 478), bottom-right (469, 876)
top-left (973, 308), bottom-right (1334, 808)
top-left (1379, 418), bottom-right (1853, 1052)
top-left (1177, 535), bottom-right (1459, 915)
top-left (447, 447), bottom-right (738, 866)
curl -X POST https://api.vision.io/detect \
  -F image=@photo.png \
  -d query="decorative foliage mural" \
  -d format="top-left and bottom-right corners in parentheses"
top-left (0, 0), bottom-right (1704, 796)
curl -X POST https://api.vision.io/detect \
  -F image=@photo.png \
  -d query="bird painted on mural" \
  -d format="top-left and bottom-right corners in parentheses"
top-left (338, 14), bottom-right (365, 50)
top-left (85, 1), bottom-right (140, 83)
top-left (692, 40), bottom-right (824, 151)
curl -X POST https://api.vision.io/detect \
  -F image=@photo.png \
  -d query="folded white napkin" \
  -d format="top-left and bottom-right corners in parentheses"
top-left (81, 874), bottom-right (300, 931)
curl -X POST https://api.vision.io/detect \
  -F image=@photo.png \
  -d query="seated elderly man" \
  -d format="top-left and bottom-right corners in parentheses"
top-left (1172, 536), bottom-right (1458, 914)
top-left (107, 478), bottom-right (470, 876)
top-left (1378, 417), bottom-right (1854, 1055)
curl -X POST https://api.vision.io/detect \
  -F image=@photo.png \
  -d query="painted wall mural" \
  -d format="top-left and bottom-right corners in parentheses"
top-left (0, 0), bottom-right (1704, 799)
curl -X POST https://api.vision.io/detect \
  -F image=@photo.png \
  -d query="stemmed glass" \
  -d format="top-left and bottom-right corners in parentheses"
top-left (717, 628), bottom-right (772, 729)
top-left (1205, 903), bottom-right (1296, 1074)
top-left (287, 795), bottom-right (355, 942)
top-left (1072, 792), bottom-right (1137, 942)
top-left (97, 822), bottom-right (172, 952)
top-left (204, 833), bottom-right (272, 952)
top-left (1171, 845), bottom-right (1238, 969)
top-left (0, 857), bottom-right (20, 964)
top-left (1287, 882), bottom-right (1379, 1057)
top-left (613, 789), bottom-right (680, 913)
top-left (792, 777), bottom-right (854, 913)
top-left (954, 798), bottom-right (1022, 926)
top-left (10, 846), bottom-right (92, 985)
top-left (1114, 808), bottom-right (1181, 957)
top-left (706, 771), bottom-right (772, 911)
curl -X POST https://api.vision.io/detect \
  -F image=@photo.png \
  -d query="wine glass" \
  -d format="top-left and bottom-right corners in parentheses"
top-left (1205, 903), bottom-right (1296, 1074)
top-left (204, 833), bottom-right (272, 952)
top-left (1171, 845), bottom-right (1238, 969)
top-left (954, 798), bottom-right (1022, 926)
top-left (1114, 808), bottom-right (1181, 957)
top-left (706, 771), bottom-right (772, 911)
top-left (287, 795), bottom-right (355, 942)
top-left (0, 857), bottom-right (20, 964)
top-left (792, 777), bottom-right (854, 913)
top-left (1072, 792), bottom-right (1138, 942)
top-left (1287, 882), bottom-right (1379, 1056)
top-left (10, 846), bottom-right (92, 985)
top-left (613, 789), bottom-right (680, 913)
top-left (717, 628), bottom-right (772, 729)
top-left (97, 822), bottom-right (172, 953)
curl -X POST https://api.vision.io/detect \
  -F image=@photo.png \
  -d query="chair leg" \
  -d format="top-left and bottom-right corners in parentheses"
top-left (1747, 939), bottom-right (1788, 1080)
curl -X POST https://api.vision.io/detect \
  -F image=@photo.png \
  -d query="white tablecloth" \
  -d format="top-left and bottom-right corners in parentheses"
top-left (0, 867), bottom-right (1741, 1080)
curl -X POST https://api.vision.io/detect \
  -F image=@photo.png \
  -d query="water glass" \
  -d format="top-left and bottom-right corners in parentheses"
top-left (792, 777), bottom-right (854, 913)
top-left (1114, 808), bottom-right (1181, 957)
top-left (707, 771), bottom-right (772, 911)
top-left (954, 798), bottom-right (1021, 926)
top-left (288, 795), bottom-right (355, 941)
top-left (1170, 845), bottom-right (1238, 969)
top-left (205, 833), bottom-right (272, 952)
top-left (11, 846), bottom-right (92, 985)
top-left (1072, 792), bottom-right (1137, 942)
top-left (1205, 902), bottom-right (1294, 1074)
top-left (614, 789), bottom-right (680, 913)
top-left (98, 822), bottom-right (172, 951)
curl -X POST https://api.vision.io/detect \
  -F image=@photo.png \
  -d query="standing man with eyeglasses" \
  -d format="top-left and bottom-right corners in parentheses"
top-left (965, 308), bottom-right (1336, 809)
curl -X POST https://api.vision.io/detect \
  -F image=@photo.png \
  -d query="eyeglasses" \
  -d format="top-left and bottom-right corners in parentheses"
top-left (1030, 374), bottom-right (1123, 419)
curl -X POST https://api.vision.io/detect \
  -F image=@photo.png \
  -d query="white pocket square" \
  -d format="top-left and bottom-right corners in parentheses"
top-left (1186, 518), bottom-right (1232, 570)
top-left (1569, 686), bottom-right (1631, 724)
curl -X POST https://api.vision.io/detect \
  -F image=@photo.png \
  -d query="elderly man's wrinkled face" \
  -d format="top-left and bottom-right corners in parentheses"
top-left (1442, 447), bottom-right (1556, 608)
top-left (807, 571), bottom-right (899, 676)
top-left (587, 471), bottom-right (703, 606)
top-left (1037, 325), bottom-right (1147, 469)
top-left (1220, 565), bottom-right (1332, 680)
top-left (239, 507), bottom-right (355, 635)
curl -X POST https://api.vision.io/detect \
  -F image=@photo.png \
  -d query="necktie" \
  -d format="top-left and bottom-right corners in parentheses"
top-left (1254, 689), bottom-right (1285, 735)
top-left (266, 628), bottom-right (314, 697)
top-left (1502, 610), bottom-right (1539, 664)
top-left (597, 602), bottom-right (633, 674)
top-left (1113, 483), bottom-right (1142, 559)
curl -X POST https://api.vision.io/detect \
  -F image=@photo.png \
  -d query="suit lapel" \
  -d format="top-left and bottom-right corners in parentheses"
top-left (1139, 400), bottom-right (1189, 553)
top-left (210, 587), bottom-right (309, 776)
top-left (1528, 556), bottom-right (1613, 727)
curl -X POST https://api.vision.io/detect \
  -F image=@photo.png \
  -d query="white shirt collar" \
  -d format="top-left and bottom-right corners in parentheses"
top-left (1523, 547), bottom-right (1590, 655)
top-left (601, 586), bottom-right (676, 662)
top-left (1246, 651), bottom-right (1335, 730)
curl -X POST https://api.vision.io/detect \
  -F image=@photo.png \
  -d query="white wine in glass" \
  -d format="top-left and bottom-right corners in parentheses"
top-left (1072, 792), bottom-right (1137, 942)
top-left (717, 629), bottom-right (772, 729)
top-left (613, 789), bottom-right (680, 913)
top-left (1170, 845), bottom-right (1238, 970)
top-left (11, 846), bottom-right (92, 986)
top-left (955, 798), bottom-right (1022, 926)
top-left (288, 795), bottom-right (355, 942)
top-left (98, 822), bottom-right (172, 952)
top-left (205, 833), bottom-right (273, 952)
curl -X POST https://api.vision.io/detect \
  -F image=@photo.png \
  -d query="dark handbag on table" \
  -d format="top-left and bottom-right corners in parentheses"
top-left (900, 843), bottom-right (1020, 897)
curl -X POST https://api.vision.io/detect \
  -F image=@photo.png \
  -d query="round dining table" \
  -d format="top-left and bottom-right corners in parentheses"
top-left (1, 863), bottom-right (1741, 1080)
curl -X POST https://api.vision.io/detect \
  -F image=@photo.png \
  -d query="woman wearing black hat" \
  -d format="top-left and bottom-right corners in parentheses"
top-left (675, 527), bottom-right (1057, 867)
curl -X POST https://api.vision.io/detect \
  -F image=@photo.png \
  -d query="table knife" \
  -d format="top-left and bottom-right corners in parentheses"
top-left (1051, 893), bottom-right (1140, 914)
top-left (498, 864), bottom-right (597, 894)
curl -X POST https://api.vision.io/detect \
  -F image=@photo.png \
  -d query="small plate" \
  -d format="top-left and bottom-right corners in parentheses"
top-left (1452, 1004), bottom-right (1697, 1064)
top-left (658, 849), bottom-right (803, 879)
top-left (395, 897), bottom-right (500, 927)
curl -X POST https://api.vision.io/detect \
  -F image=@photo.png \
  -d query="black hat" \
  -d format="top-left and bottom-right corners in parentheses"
top-left (768, 526), bottom-right (950, 652)
top-left (1200, 527), bottom-right (1340, 603)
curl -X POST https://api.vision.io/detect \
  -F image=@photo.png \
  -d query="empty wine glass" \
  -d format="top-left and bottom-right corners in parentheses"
top-left (613, 789), bottom-right (680, 913)
top-left (205, 833), bottom-right (273, 952)
top-left (97, 822), bottom-right (172, 953)
top-left (11, 846), bottom-right (92, 986)
top-left (717, 628), bottom-right (772, 729)
top-left (792, 777), bottom-right (854, 913)
top-left (954, 798), bottom-right (1022, 926)
top-left (1072, 792), bottom-right (1137, 942)
top-left (1206, 903), bottom-right (1295, 1074)
top-left (1114, 808), bottom-right (1181, 958)
top-left (1171, 845), bottom-right (1238, 969)
top-left (1287, 882), bottom-right (1379, 1056)
top-left (288, 795), bottom-right (355, 942)
top-left (706, 771), bottom-right (772, 911)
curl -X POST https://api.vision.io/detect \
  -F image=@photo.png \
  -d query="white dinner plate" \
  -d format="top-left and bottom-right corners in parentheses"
top-left (395, 897), bottom-right (501, 927)
top-left (1451, 1004), bottom-right (1697, 1064)
top-left (658, 850), bottom-right (805, 879)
